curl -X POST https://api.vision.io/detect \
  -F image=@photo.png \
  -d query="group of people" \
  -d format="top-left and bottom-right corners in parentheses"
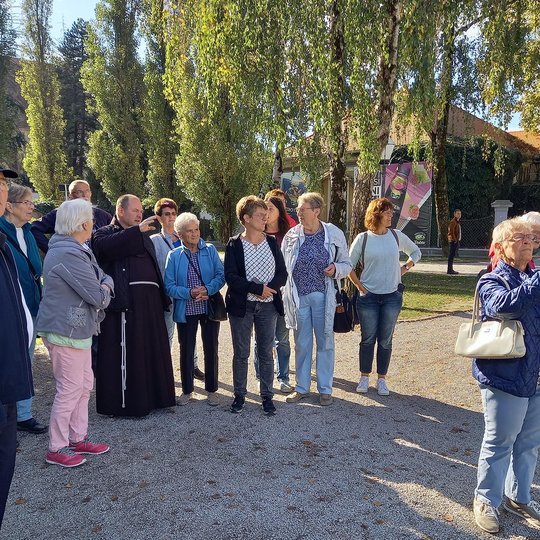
top-left (3, 167), bottom-right (540, 534)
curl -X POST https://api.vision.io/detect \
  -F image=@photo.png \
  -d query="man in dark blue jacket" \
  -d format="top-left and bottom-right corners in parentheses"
top-left (0, 168), bottom-right (34, 529)
top-left (31, 179), bottom-right (112, 254)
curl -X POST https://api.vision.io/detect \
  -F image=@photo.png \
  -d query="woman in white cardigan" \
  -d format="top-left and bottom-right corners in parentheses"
top-left (281, 192), bottom-right (352, 406)
top-left (348, 197), bottom-right (421, 396)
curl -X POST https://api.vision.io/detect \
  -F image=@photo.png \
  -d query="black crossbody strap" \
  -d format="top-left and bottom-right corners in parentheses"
top-left (185, 250), bottom-right (206, 286)
top-left (5, 236), bottom-right (40, 282)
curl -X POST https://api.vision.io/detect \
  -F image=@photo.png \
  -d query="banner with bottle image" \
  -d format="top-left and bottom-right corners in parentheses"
top-left (382, 161), bottom-right (432, 246)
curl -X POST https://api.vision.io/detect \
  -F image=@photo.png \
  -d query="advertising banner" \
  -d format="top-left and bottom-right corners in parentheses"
top-left (382, 162), bottom-right (432, 247)
top-left (281, 172), bottom-right (307, 221)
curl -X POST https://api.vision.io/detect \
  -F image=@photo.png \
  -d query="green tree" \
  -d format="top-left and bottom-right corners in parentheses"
top-left (141, 0), bottom-right (185, 205)
top-left (402, 0), bottom-right (530, 252)
top-left (81, 0), bottom-right (145, 202)
top-left (58, 19), bottom-right (97, 178)
top-left (17, 0), bottom-right (70, 201)
top-left (516, 6), bottom-right (540, 132)
top-left (163, 1), bottom-right (270, 241)
top-left (0, 0), bottom-right (17, 164)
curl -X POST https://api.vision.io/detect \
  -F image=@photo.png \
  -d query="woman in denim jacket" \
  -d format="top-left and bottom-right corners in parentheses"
top-left (472, 217), bottom-right (540, 533)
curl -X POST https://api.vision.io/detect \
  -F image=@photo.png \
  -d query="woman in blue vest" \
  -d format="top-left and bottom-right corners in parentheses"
top-left (0, 183), bottom-right (46, 435)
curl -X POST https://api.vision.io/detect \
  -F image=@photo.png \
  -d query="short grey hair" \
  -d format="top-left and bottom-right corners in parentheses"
top-left (7, 183), bottom-right (32, 203)
top-left (174, 212), bottom-right (199, 234)
top-left (55, 199), bottom-right (93, 236)
top-left (297, 192), bottom-right (324, 210)
top-left (68, 179), bottom-right (90, 194)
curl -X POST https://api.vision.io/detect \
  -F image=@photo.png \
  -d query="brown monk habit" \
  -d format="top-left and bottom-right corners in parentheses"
top-left (92, 220), bottom-right (175, 416)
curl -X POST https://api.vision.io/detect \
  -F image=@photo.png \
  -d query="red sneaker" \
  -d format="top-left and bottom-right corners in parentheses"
top-left (46, 447), bottom-right (87, 468)
top-left (69, 436), bottom-right (110, 455)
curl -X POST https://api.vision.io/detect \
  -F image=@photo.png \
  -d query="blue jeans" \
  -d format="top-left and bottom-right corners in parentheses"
top-left (16, 317), bottom-right (37, 422)
top-left (356, 290), bottom-right (403, 376)
top-left (230, 301), bottom-right (277, 398)
top-left (476, 384), bottom-right (540, 507)
top-left (253, 314), bottom-right (291, 383)
top-left (294, 292), bottom-right (334, 395)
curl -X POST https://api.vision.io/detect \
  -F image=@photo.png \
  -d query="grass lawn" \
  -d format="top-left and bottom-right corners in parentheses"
top-left (400, 271), bottom-right (477, 319)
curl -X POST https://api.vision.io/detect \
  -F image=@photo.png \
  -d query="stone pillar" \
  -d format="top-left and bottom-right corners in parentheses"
top-left (491, 200), bottom-right (513, 227)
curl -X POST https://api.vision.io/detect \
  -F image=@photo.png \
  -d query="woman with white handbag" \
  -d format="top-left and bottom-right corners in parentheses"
top-left (472, 217), bottom-right (540, 534)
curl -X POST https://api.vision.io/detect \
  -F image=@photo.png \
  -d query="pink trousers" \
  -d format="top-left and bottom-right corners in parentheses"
top-left (43, 338), bottom-right (93, 452)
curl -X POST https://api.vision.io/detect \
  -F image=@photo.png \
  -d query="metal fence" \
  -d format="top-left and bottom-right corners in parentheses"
top-left (430, 215), bottom-right (494, 249)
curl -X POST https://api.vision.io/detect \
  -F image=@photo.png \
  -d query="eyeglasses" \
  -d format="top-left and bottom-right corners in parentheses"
top-left (0, 179), bottom-right (11, 191)
top-left (297, 206), bottom-right (315, 214)
top-left (507, 233), bottom-right (538, 243)
top-left (11, 200), bottom-right (35, 207)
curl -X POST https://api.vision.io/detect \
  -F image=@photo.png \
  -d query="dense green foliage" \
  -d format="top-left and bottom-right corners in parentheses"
top-left (81, 0), bottom-right (145, 202)
top-left (58, 19), bottom-right (97, 178)
top-left (0, 0), bottom-right (17, 165)
top-left (17, 0), bottom-right (71, 202)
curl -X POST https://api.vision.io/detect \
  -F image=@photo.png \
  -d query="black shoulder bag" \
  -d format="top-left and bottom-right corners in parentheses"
top-left (186, 251), bottom-right (227, 322)
top-left (333, 246), bottom-right (355, 333)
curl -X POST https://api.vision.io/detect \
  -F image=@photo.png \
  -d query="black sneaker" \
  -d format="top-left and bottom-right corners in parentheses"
top-left (17, 418), bottom-right (47, 434)
top-left (193, 367), bottom-right (205, 381)
top-left (230, 395), bottom-right (245, 414)
top-left (262, 397), bottom-right (276, 416)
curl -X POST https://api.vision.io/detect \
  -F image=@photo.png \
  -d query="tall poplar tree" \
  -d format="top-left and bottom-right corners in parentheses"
top-left (0, 0), bottom-right (17, 164)
top-left (81, 0), bottom-right (145, 201)
top-left (163, 1), bottom-right (270, 240)
top-left (141, 0), bottom-right (184, 204)
top-left (17, 0), bottom-right (70, 201)
top-left (58, 19), bottom-right (97, 178)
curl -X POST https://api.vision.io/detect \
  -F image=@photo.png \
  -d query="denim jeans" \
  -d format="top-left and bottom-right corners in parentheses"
top-left (476, 384), bottom-right (540, 508)
top-left (253, 314), bottom-right (291, 383)
top-left (16, 316), bottom-right (37, 422)
top-left (230, 301), bottom-right (277, 398)
top-left (356, 290), bottom-right (403, 376)
top-left (294, 291), bottom-right (334, 395)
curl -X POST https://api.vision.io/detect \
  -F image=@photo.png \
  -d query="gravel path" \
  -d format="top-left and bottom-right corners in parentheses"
top-left (3, 313), bottom-right (538, 540)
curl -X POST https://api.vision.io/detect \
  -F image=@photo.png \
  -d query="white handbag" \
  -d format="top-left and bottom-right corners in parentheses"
top-left (454, 276), bottom-right (526, 359)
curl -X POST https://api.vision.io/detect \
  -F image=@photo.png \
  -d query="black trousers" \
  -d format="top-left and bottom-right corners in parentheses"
top-left (177, 315), bottom-right (219, 394)
top-left (447, 241), bottom-right (459, 272)
top-left (0, 403), bottom-right (16, 530)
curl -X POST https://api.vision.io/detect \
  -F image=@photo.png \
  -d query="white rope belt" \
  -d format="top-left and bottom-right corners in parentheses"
top-left (120, 312), bottom-right (127, 408)
top-left (129, 281), bottom-right (159, 287)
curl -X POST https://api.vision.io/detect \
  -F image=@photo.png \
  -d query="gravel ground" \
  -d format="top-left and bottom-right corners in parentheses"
top-left (3, 312), bottom-right (539, 540)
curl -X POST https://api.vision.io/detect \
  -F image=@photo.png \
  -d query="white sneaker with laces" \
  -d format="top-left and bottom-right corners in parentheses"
top-left (377, 378), bottom-right (390, 396)
top-left (474, 497), bottom-right (500, 533)
top-left (356, 376), bottom-right (369, 393)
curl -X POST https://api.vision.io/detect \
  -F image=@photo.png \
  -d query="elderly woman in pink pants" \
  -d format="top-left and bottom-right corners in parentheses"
top-left (36, 199), bottom-right (114, 468)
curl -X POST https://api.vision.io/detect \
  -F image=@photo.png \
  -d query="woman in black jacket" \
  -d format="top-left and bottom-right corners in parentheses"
top-left (225, 196), bottom-right (287, 415)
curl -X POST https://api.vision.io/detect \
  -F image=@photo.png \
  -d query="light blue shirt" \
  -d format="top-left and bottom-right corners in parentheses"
top-left (349, 229), bottom-right (422, 294)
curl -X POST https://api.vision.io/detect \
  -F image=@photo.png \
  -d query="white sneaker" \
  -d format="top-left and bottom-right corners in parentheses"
top-left (356, 376), bottom-right (369, 393)
top-left (377, 379), bottom-right (390, 396)
top-left (474, 497), bottom-right (500, 533)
